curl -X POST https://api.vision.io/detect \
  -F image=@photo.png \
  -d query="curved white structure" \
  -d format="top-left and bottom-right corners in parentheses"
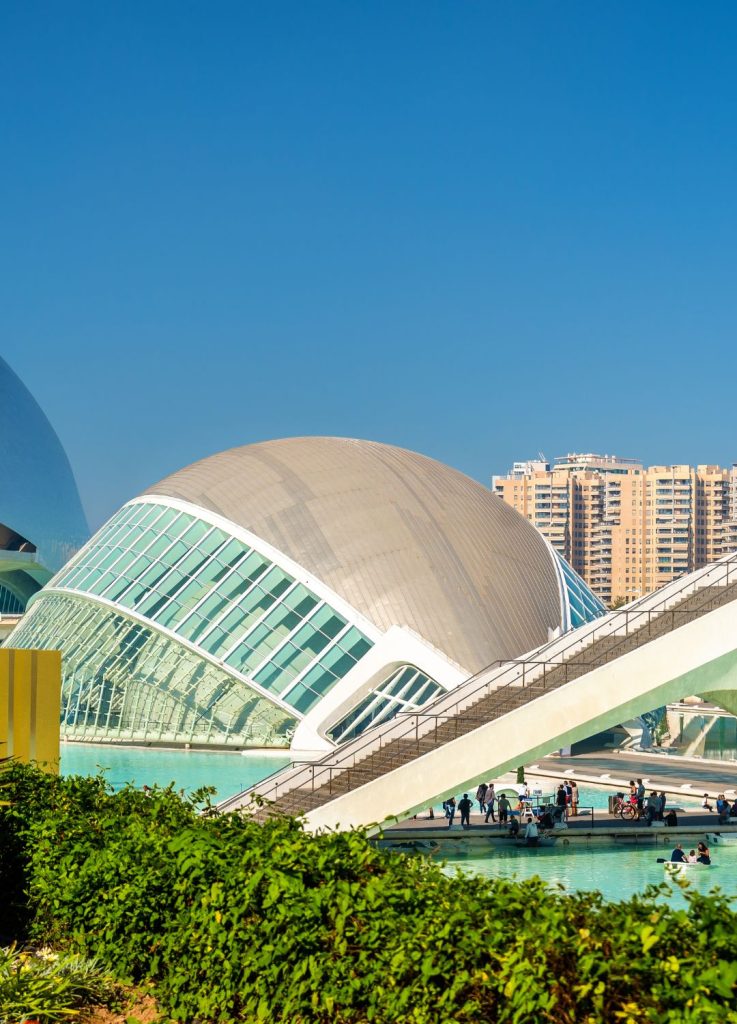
top-left (0, 356), bottom-right (88, 613)
top-left (224, 552), bottom-right (737, 831)
top-left (8, 437), bottom-right (604, 749)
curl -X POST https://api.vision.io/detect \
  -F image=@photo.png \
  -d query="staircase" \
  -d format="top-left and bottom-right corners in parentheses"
top-left (220, 555), bottom-right (737, 821)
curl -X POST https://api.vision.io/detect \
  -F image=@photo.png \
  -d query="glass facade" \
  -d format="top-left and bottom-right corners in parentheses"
top-left (13, 500), bottom-right (375, 745)
top-left (554, 551), bottom-right (606, 628)
top-left (11, 592), bottom-right (295, 746)
top-left (9, 494), bottom-right (607, 750)
top-left (0, 584), bottom-right (24, 615)
top-left (328, 665), bottom-right (443, 744)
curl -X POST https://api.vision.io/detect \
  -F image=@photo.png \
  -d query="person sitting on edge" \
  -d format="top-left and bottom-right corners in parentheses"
top-left (730, 798), bottom-right (737, 818)
top-left (670, 843), bottom-right (686, 863)
top-left (702, 793), bottom-right (714, 812)
top-left (507, 815), bottom-right (520, 838)
top-left (524, 817), bottom-right (539, 846)
top-left (716, 794), bottom-right (730, 824)
top-left (697, 841), bottom-right (711, 865)
top-left (539, 808), bottom-right (554, 830)
top-left (458, 793), bottom-right (473, 829)
top-left (687, 849), bottom-right (698, 864)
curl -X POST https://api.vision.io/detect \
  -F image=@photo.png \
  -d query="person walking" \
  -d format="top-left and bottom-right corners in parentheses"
top-left (643, 791), bottom-right (659, 825)
top-left (570, 781), bottom-right (579, 816)
top-left (458, 793), bottom-right (473, 829)
top-left (475, 782), bottom-right (488, 814)
top-left (556, 783), bottom-right (568, 820)
top-left (443, 796), bottom-right (456, 828)
top-left (636, 779), bottom-right (645, 814)
top-left (657, 791), bottom-right (667, 822)
top-left (497, 793), bottom-right (510, 825)
top-left (484, 784), bottom-right (496, 823)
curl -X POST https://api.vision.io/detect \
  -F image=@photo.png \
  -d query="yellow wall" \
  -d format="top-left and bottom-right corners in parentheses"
top-left (0, 648), bottom-right (61, 772)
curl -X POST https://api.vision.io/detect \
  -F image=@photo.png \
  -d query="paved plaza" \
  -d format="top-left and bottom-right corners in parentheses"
top-left (385, 749), bottom-right (737, 841)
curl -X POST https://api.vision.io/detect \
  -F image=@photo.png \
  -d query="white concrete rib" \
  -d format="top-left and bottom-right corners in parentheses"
top-left (219, 553), bottom-right (737, 833)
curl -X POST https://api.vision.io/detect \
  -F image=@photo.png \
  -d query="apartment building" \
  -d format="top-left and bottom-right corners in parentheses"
top-left (493, 455), bottom-right (737, 606)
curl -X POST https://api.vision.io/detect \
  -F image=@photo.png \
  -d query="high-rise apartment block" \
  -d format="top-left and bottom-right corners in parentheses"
top-left (493, 454), bottom-right (737, 606)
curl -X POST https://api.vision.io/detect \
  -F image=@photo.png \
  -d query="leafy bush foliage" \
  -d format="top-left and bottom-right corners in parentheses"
top-left (2, 764), bottom-right (737, 1023)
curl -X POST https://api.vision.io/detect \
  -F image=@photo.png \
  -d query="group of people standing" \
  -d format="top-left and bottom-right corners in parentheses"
top-left (442, 783), bottom-right (500, 828)
top-left (628, 779), bottom-right (674, 825)
top-left (555, 780), bottom-right (580, 817)
top-left (441, 779), bottom-right (580, 829)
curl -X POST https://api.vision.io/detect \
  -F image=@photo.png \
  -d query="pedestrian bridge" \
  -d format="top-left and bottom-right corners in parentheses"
top-left (219, 552), bottom-right (737, 834)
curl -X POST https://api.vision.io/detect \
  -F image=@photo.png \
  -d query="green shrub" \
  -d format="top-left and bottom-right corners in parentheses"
top-left (0, 944), bottom-right (116, 1024)
top-left (2, 764), bottom-right (737, 1023)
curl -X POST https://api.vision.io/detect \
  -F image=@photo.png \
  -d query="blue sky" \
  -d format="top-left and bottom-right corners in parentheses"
top-left (3, 2), bottom-right (737, 528)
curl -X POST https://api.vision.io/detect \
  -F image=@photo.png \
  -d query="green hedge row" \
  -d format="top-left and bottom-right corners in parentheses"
top-left (2, 764), bottom-right (737, 1023)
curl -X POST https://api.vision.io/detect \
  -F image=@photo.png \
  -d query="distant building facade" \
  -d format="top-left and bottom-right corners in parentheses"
top-left (493, 454), bottom-right (737, 606)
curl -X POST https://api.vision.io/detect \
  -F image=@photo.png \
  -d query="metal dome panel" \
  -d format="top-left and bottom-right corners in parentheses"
top-left (0, 356), bottom-right (88, 590)
top-left (145, 437), bottom-right (564, 672)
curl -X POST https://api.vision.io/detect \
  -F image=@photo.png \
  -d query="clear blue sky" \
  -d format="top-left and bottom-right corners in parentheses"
top-left (3, 2), bottom-right (737, 529)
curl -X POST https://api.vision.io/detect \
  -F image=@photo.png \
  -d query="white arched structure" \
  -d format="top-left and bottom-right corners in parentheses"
top-left (8, 437), bottom-right (603, 749)
top-left (222, 552), bottom-right (737, 833)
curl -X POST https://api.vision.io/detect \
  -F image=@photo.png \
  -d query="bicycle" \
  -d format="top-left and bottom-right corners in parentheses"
top-left (613, 794), bottom-right (640, 820)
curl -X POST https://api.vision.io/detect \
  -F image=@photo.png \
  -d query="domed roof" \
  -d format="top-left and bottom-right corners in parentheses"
top-left (0, 356), bottom-right (88, 577)
top-left (145, 437), bottom-right (563, 672)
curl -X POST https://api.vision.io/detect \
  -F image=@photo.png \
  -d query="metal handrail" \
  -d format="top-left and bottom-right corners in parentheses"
top-left (226, 551), bottom-right (737, 809)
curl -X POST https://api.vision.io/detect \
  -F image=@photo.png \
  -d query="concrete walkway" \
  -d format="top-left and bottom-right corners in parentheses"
top-left (530, 749), bottom-right (737, 797)
top-left (381, 805), bottom-right (737, 855)
top-left (380, 749), bottom-right (737, 847)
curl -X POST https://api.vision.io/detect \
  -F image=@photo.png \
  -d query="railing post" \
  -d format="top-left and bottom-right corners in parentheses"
top-left (522, 662), bottom-right (526, 688)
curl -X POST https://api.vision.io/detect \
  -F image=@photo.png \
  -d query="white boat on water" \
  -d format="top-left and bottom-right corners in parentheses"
top-left (705, 832), bottom-right (737, 846)
top-left (663, 861), bottom-right (712, 874)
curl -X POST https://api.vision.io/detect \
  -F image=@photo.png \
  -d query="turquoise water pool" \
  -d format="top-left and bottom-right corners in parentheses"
top-left (441, 841), bottom-right (737, 907)
top-left (59, 745), bottom-right (725, 905)
top-left (60, 743), bottom-right (290, 801)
